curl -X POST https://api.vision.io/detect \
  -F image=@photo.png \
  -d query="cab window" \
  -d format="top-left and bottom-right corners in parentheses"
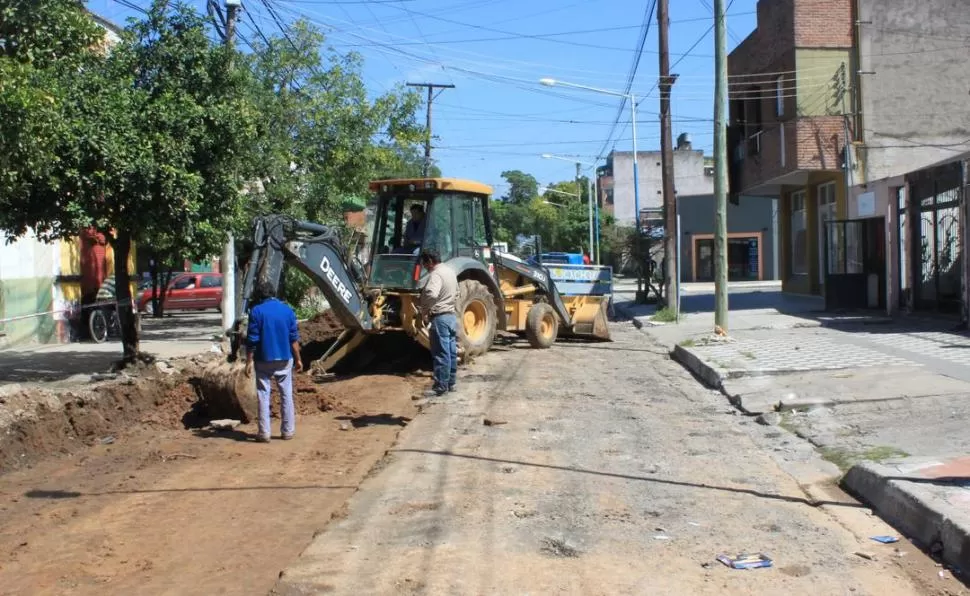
top-left (455, 196), bottom-right (488, 257)
top-left (423, 197), bottom-right (454, 259)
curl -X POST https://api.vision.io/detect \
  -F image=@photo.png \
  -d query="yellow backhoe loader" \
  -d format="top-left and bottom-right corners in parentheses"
top-left (201, 178), bottom-right (611, 419)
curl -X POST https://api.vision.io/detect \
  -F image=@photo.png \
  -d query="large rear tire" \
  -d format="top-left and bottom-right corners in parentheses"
top-left (457, 279), bottom-right (497, 357)
top-left (525, 302), bottom-right (558, 349)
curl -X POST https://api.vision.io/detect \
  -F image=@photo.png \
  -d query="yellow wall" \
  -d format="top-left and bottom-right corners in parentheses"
top-left (795, 49), bottom-right (852, 117)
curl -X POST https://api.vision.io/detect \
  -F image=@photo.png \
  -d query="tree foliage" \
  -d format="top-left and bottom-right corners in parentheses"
top-left (0, 1), bottom-right (431, 361)
top-left (499, 169), bottom-right (539, 205)
top-left (242, 21), bottom-right (426, 222)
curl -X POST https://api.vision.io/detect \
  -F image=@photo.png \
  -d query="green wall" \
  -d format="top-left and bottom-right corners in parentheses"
top-left (796, 49), bottom-right (852, 117)
top-left (0, 277), bottom-right (56, 345)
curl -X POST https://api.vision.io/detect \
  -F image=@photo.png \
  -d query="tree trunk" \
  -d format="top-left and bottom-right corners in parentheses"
top-left (112, 230), bottom-right (140, 362)
top-left (150, 253), bottom-right (160, 318)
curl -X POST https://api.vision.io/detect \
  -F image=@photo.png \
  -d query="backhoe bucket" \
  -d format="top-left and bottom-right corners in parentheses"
top-left (313, 329), bottom-right (372, 373)
top-left (199, 360), bottom-right (258, 423)
top-left (561, 296), bottom-right (611, 341)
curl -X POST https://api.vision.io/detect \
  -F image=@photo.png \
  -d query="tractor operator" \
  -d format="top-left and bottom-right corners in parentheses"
top-left (419, 248), bottom-right (458, 397)
top-left (403, 203), bottom-right (426, 249)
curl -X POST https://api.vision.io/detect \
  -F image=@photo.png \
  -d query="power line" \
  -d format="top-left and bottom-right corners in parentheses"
top-left (270, 1), bottom-right (641, 82)
top-left (593, 0), bottom-right (659, 161)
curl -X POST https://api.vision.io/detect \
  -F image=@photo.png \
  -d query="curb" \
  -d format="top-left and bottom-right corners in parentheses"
top-left (612, 301), bottom-right (644, 330)
top-left (671, 344), bottom-right (724, 390)
top-left (843, 462), bottom-right (970, 572)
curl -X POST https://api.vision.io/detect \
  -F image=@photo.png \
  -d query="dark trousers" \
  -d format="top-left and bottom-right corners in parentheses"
top-left (429, 312), bottom-right (458, 392)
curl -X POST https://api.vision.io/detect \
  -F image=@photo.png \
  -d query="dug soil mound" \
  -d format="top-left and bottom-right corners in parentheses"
top-left (299, 310), bottom-right (345, 363)
top-left (0, 362), bottom-right (205, 474)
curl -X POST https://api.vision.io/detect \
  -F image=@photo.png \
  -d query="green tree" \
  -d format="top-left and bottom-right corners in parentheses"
top-left (243, 22), bottom-right (426, 223)
top-left (0, 1), bottom-right (259, 361)
top-left (500, 170), bottom-right (539, 205)
top-left (0, 0), bottom-right (102, 209)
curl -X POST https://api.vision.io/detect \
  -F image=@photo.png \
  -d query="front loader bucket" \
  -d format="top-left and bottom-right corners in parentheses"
top-left (199, 360), bottom-right (258, 423)
top-left (562, 297), bottom-right (612, 341)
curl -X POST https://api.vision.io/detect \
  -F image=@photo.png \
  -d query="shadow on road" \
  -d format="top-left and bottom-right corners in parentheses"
top-left (24, 485), bottom-right (357, 499)
top-left (393, 448), bottom-right (865, 510)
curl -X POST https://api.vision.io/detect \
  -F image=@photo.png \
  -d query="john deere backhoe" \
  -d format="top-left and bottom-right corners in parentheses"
top-left (201, 178), bottom-right (610, 419)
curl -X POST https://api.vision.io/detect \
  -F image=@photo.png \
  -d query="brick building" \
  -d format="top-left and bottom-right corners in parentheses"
top-left (729, 0), bottom-right (970, 312)
top-left (728, 0), bottom-right (855, 297)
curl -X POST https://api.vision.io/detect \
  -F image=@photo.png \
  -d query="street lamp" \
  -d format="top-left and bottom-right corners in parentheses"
top-left (542, 153), bottom-right (599, 265)
top-left (539, 78), bottom-right (640, 234)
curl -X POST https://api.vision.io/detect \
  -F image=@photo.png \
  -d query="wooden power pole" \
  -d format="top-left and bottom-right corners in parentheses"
top-left (713, 0), bottom-right (730, 330)
top-left (658, 0), bottom-right (678, 316)
top-left (406, 82), bottom-right (454, 177)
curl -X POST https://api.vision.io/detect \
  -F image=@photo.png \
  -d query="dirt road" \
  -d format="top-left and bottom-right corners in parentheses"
top-left (274, 324), bottom-right (957, 595)
top-left (0, 372), bottom-right (419, 596)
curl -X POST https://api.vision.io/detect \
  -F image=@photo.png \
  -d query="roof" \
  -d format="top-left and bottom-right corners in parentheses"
top-left (368, 178), bottom-right (493, 196)
top-left (87, 10), bottom-right (123, 35)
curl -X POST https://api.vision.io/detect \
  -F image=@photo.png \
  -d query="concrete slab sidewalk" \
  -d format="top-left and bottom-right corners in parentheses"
top-left (844, 456), bottom-right (970, 573)
top-left (0, 312), bottom-right (222, 385)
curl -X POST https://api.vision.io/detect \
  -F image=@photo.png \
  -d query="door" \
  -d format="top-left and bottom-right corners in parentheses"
top-left (167, 274), bottom-right (198, 310)
top-left (817, 182), bottom-right (837, 286)
top-left (199, 274), bottom-right (223, 309)
top-left (824, 217), bottom-right (886, 310)
top-left (454, 195), bottom-right (489, 262)
top-left (424, 195), bottom-right (455, 260)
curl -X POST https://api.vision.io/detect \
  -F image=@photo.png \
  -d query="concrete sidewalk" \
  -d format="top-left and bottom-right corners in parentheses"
top-left (844, 456), bottom-right (970, 573)
top-left (0, 312), bottom-right (222, 386)
top-left (614, 284), bottom-right (970, 575)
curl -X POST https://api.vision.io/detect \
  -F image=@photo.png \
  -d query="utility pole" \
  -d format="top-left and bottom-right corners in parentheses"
top-left (406, 82), bottom-right (454, 177)
top-left (658, 0), bottom-right (678, 315)
top-left (576, 161), bottom-right (593, 258)
top-left (713, 0), bottom-right (730, 330)
top-left (220, 0), bottom-right (241, 336)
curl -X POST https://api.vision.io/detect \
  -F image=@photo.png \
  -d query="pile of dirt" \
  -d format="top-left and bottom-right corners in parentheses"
top-left (299, 310), bottom-right (345, 363)
top-left (0, 363), bottom-right (202, 474)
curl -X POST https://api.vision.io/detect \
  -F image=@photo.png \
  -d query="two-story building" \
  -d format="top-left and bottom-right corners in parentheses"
top-left (729, 0), bottom-right (970, 314)
top-left (728, 0), bottom-right (854, 299)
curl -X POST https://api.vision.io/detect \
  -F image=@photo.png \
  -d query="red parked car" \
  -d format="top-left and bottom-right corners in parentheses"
top-left (137, 272), bottom-right (223, 315)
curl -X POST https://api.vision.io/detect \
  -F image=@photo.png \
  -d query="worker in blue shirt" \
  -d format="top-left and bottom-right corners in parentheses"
top-left (246, 281), bottom-right (303, 443)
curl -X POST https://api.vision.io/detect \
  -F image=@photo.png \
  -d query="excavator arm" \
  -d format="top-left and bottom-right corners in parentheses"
top-left (228, 215), bottom-right (373, 361)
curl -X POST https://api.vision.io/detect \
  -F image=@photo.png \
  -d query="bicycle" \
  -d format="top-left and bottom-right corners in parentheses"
top-left (88, 303), bottom-right (121, 344)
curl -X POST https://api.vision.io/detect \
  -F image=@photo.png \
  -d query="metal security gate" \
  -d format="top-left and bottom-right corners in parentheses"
top-left (824, 217), bottom-right (885, 310)
top-left (914, 169), bottom-right (962, 313)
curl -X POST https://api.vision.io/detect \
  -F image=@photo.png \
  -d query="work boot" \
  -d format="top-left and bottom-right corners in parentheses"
top-left (423, 388), bottom-right (446, 399)
top-left (255, 435), bottom-right (270, 443)
top-left (448, 385), bottom-right (456, 393)
top-left (281, 433), bottom-right (294, 440)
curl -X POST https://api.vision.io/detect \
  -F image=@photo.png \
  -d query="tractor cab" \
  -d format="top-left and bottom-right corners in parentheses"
top-left (366, 178), bottom-right (494, 291)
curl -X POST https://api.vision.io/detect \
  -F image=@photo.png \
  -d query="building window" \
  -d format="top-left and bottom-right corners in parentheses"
top-left (791, 190), bottom-right (807, 275)
top-left (776, 76), bottom-right (784, 117)
top-left (817, 182), bottom-right (838, 285)
top-left (744, 86), bottom-right (763, 155)
top-left (779, 123), bottom-right (786, 167)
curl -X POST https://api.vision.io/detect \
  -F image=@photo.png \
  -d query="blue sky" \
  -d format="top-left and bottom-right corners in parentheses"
top-left (87, 0), bottom-right (758, 196)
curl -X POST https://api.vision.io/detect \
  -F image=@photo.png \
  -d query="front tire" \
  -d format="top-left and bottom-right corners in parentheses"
top-left (456, 279), bottom-right (497, 357)
top-left (525, 302), bottom-right (558, 349)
